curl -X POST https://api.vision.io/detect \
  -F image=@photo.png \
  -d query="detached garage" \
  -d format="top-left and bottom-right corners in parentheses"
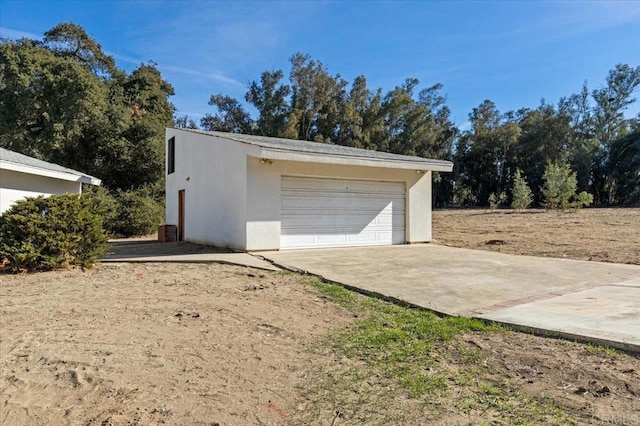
top-left (165, 128), bottom-right (453, 251)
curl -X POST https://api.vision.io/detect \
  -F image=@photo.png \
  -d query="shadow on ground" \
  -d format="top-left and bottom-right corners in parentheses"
top-left (104, 240), bottom-right (231, 260)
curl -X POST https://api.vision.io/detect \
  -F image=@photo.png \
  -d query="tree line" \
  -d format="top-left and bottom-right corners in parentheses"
top-left (0, 23), bottom-right (174, 192)
top-left (197, 54), bottom-right (640, 207)
top-left (2, 23), bottom-right (639, 214)
top-left (0, 24), bottom-right (173, 235)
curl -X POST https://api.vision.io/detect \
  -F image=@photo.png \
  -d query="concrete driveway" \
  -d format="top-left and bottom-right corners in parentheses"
top-left (260, 245), bottom-right (640, 352)
top-left (102, 239), bottom-right (279, 271)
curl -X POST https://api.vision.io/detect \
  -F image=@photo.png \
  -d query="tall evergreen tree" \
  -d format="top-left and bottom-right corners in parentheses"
top-left (592, 64), bottom-right (640, 204)
top-left (514, 102), bottom-right (571, 203)
top-left (284, 53), bottom-right (347, 142)
top-left (0, 23), bottom-right (175, 190)
top-left (454, 100), bottom-right (520, 205)
top-left (609, 125), bottom-right (640, 205)
top-left (201, 94), bottom-right (252, 134)
top-left (245, 70), bottom-right (290, 137)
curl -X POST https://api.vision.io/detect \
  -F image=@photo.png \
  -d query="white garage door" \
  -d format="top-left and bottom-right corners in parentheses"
top-left (281, 176), bottom-right (405, 249)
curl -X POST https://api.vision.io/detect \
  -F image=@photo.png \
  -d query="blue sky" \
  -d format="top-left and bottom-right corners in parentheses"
top-left (2, 1), bottom-right (639, 128)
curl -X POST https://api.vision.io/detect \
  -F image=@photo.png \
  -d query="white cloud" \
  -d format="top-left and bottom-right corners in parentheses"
top-left (127, 2), bottom-right (321, 73)
top-left (108, 52), bottom-right (143, 65)
top-left (109, 1), bottom-right (325, 119)
top-left (0, 27), bottom-right (40, 40)
top-left (108, 52), bottom-right (244, 87)
top-left (161, 64), bottom-right (244, 87)
top-left (478, 2), bottom-right (640, 43)
top-left (458, 121), bottom-right (472, 132)
top-left (534, 2), bottom-right (640, 43)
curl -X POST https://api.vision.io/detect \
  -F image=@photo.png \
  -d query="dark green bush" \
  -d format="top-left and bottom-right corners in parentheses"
top-left (111, 189), bottom-right (163, 237)
top-left (83, 185), bottom-right (119, 227)
top-left (83, 186), bottom-right (164, 237)
top-left (0, 194), bottom-right (108, 272)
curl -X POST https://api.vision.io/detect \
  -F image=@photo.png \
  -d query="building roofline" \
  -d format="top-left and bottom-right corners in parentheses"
top-left (0, 148), bottom-right (102, 185)
top-left (168, 128), bottom-right (454, 172)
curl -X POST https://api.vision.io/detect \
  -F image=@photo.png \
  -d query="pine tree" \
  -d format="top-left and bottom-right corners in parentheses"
top-left (511, 169), bottom-right (532, 210)
top-left (542, 163), bottom-right (576, 209)
top-left (541, 163), bottom-right (593, 210)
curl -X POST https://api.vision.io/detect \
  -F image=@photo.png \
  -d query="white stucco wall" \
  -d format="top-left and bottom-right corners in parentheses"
top-left (165, 129), bottom-right (249, 249)
top-left (166, 128), bottom-right (436, 251)
top-left (0, 169), bottom-right (81, 214)
top-left (245, 156), bottom-right (432, 251)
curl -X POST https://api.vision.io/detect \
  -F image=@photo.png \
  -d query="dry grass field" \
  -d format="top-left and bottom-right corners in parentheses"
top-left (433, 208), bottom-right (640, 265)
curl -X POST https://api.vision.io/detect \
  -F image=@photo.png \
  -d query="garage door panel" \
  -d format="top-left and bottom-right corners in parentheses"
top-left (282, 211), bottom-right (394, 228)
top-left (347, 231), bottom-right (396, 243)
top-left (285, 230), bottom-right (404, 247)
top-left (281, 176), bottom-right (405, 249)
top-left (282, 195), bottom-right (404, 208)
top-left (282, 221), bottom-right (396, 234)
top-left (282, 211), bottom-right (399, 231)
top-left (283, 178), bottom-right (402, 194)
top-left (282, 194), bottom-right (403, 208)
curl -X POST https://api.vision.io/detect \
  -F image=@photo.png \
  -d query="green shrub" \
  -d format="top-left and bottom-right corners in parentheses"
top-left (83, 185), bottom-right (119, 230)
top-left (452, 182), bottom-right (477, 206)
top-left (488, 192), bottom-right (506, 211)
top-left (542, 163), bottom-right (593, 210)
top-left (0, 194), bottom-right (108, 272)
top-left (111, 189), bottom-right (164, 237)
top-left (83, 186), bottom-right (164, 237)
top-left (573, 191), bottom-right (594, 209)
top-left (511, 169), bottom-right (533, 210)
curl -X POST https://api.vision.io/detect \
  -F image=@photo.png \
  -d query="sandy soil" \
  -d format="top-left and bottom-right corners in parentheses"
top-left (0, 263), bottom-right (351, 425)
top-left (433, 208), bottom-right (640, 265)
top-left (454, 332), bottom-right (640, 425)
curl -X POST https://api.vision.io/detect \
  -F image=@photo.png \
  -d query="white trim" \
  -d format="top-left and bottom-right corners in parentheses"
top-left (249, 149), bottom-right (453, 172)
top-left (0, 160), bottom-right (102, 185)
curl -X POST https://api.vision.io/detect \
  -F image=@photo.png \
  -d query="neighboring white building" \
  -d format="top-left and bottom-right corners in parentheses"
top-left (0, 147), bottom-right (101, 214)
top-left (165, 128), bottom-right (453, 251)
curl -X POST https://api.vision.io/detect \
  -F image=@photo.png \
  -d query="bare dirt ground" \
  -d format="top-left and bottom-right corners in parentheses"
top-left (456, 332), bottom-right (640, 425)
top-left (1, 262), bottom-right (639, 425)
top-left (0, 263), bottom-right (351, 425)
top-left (433, 208), bottom-right (640, 265)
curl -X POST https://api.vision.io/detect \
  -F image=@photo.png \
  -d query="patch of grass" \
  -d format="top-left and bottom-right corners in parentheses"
top-left (584, 342), bottom-right (619, 358)
top-left (457, 384), bottom-right (573, 425)
top-left (327, 295), bottom-right (498, 399)
top-left (297, 276), bottom-right (573, 424)
top-left (303, 277), bottom-right (360, 310)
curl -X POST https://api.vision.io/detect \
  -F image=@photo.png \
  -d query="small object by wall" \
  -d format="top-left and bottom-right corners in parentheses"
top-left (158, 224), bottom-right (177, 242)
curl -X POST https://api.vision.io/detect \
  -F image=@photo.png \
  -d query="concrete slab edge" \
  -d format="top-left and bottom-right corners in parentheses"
top-left (100, 258), bottom-right (279, 272)
top-left (257, 256), bottom-right (640, 355)
top-left (483, 320), bottom-right (640, 354)
top-left (255, 257), bottom-right (450, 316)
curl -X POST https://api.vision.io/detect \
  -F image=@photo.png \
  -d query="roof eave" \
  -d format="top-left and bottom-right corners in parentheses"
top-left (251, 148), bottom-right (454, 172)
top-left (80, 176), bottom-right (102, 186)
top-left (0, 161), bottom-right (101, 185)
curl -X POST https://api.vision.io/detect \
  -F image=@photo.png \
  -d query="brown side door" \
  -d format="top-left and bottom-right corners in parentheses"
top-left (178, 189), bottom-right (185, 241)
